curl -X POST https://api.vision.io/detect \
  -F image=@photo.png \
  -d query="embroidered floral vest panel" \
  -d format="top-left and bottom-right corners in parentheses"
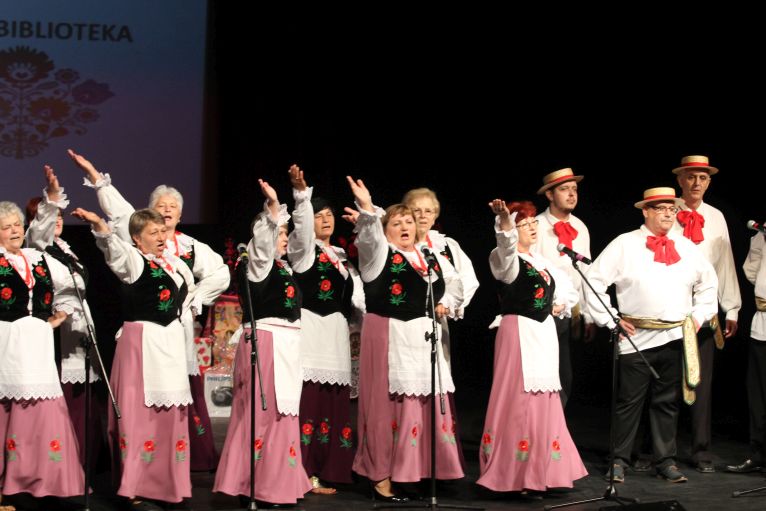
top-left (121, 258), bottom-right (187, 326)
top-left (497, 257), bottom-right (555, 322)
top-left (294, 246), bottom-right (353, 318)
top-left (0, 254), bottom-right (54, 322)
top-left (242, 260), bottom-right (302, 322)
top-left (364, 248), bottom-right (445, 321)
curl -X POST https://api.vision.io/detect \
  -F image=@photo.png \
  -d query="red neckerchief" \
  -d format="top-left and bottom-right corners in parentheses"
top-left (646, 235), bottom-right (681, 265)
top-left (553, 221), bottom-right (579, 251)
top-left (408, 249), bottom-right (429, 276)
top-left (8, 251), bottom-right (34, 289)
top-left (676, 209), bottom-right (705, 244)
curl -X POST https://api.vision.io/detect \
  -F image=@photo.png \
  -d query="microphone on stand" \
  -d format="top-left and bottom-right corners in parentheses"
top-left (747, 220), bottom-right (766, 233)
top-left (557, 243), bottom-right (593, 265)
top-left (236, 243), bottom-right (249, 262)
top-left (421, 246), bottom-right (438, 268)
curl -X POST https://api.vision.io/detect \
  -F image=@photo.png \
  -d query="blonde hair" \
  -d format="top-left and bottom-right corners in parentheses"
top-left (382, 204), bottom-right (414, 229)
top-left (402, 187), bottom-right (440, 216)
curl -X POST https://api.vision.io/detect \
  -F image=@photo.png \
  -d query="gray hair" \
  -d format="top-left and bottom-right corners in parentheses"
top-left (148, 185), bottom-right (184, 212)
top-left (129, 208), bottom-right (166, 238)
top-left (0, 201), bottom-right (25, 224)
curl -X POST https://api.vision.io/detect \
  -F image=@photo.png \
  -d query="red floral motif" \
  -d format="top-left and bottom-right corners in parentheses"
top-left (159, 288), bottom-right (171, 301)
top-left (176, 440), bottom-right (186, 452)
top-left (518, 440), bottom-right (529, 451)
top-left (320, 422), bottom-right (330, 435)
top-left (482, 431), bottom-right (493, 457)
top-left (483, 434), bottom-right (492, 445)
top-left (193, 415), bottom-right (201, 425)
top-left (318, 252), bottom-right (330, 263)
top-left (392, 254), bottom-right (404, 264)
top-left (316, 419), bottom-right (330, 444)
top-left (534, 287), bottom-right (545, 299)
top-left (287, 444), bottom-right (297, 467)
top-left (301, 420), bottom-right (314, 445)
top-left (6, 438), bottom-right (16, 451)
top-left (320, 279), bottom-right (332, 292)
top-left (412, 426), bottom-right (418, 438)
top-left (35, 265), bottom-right (46, 276)
top-left (48, 437), bottom-right (63, 462)
top-left (392, 420), bottom-right (398, 431)
top-left (149, 261), bottom-right (158, 269)
top-left (551, 438), bottom-right (561, 461)
top-left (1, 287), bottom-right (12, 300)
top-left (175, 438), bottom-right (187, 462)
top-left (285, 285), bottom-right (295, 298)
top-left (0, 257), bottom-right (8, 266)
top-left (442, 422), bottom-right (448, 433)
top-left (144, 440), bottom-right (155, 452)
top-left (302, 423), bottom-right (314, 435)
top-left (43, 291), bottom-right (52, 305)
top-left (552, 440), bottom-right (560, 451)
top-left (516, 438), bottom-right (530, 462)
top-left (410, 425), bottom-right (418, 447)
top-left (342, 426), bottom-right (352, 440)
top-left (119, 437), bottom-right (127, 450)
top-left (50, 439), bottom-right (61, 451)
top-left (340, 425), bottom-right (353, 449)
top-left (254, 438), bottom-right (264, 460)
top-left (391, 283), bottom-right (403, 296)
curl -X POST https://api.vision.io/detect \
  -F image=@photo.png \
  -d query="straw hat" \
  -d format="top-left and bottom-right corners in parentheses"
top-left (634, 187), bottom-right (686, 209)
top-left (536, 168), bottom-right (584, 195)
top-left (672, 155), bottom-right (719, 175)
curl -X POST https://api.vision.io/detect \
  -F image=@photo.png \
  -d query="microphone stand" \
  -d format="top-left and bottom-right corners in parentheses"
top-left (64, 259), bottom-right (120, 511)
top-left (376, 251), bottom-right (482, 511)
top-left (545, 256), bottom-right (658, 511)
top-left (224, 255), bottom-right (266, 511)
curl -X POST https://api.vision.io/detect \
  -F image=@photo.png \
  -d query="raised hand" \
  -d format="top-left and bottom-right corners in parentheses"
top-left (346, 175), bottom-right (372, 212)
top-left (342, 206), bottom-right (360, 225)
top-left (67, 149), bottom-right (100, 184)
top-left (44, 164), bottom-right (61, 202)
top-left (71, 207), bottom-right (106, 230)
top-left (488, 199), bottom-right (516, 232)
top-left (288, 164), bottom-right (307, 191)
top-left (258, 178), bottom-right (280, 221)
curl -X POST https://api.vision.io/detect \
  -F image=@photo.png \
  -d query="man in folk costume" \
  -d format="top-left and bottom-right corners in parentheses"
top-left (670, 155), bottom-right (741, 474)
top-left (586, 187), bottom-right (718, 484)
top-left (534, 168), bottom-right (594, 407)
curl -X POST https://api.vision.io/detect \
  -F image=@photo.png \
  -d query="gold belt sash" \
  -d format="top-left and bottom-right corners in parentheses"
top-left (709, 315), bottom-right (725, 350)
top-left (621, 315), bottom-right (699, 405)
top-left (757, 296), bottom-right (766, 312)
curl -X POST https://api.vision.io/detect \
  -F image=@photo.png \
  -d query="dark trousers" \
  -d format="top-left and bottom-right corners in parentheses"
top-left (689, 327), bottom-right (715, 463)
top-left (555, 315), bottom-right (572, 408)
top-left (614, 340), bottom-right (682, 469)
top-left (747, 339), bottom-right (766, 462)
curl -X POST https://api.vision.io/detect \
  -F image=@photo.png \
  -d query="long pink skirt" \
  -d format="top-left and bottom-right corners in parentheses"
top-left (213, 328), bottom-right (312, 504)
top-left (0, 397), bottom-right (85, 497)
top-left (352, 313), bottom-right (464, 483)
top-left (477, 315), bottom-right (587, 491)
top-left (107, 322), bottom-right (191, 503)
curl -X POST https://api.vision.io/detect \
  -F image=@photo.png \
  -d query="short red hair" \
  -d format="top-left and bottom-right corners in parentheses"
top-left (507, 201), bottom-right (536, 222)
top-left (25, 197), bottom-right (42, 223)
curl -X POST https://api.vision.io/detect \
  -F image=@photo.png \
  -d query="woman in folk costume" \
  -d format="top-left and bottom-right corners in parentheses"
top-left (0, 201), bottom-right (85, 509)
top-left (287, 165), bottom-right (365, 493)
top-left (213, 179), bottom-right (311, 505)
top-left (478, 199), bottom-right (586, 494)
top-left (73, 206), bottom-right (195, 507)
top-left (346, 176), bottom-right (464, 502)
top-left (25, 164), bottom-right (104, 470)
top-left (68, 149), bottom-right (229, 471)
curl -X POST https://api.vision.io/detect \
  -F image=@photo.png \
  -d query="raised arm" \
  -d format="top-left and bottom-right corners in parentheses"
top-left (27, 165), bottom-right (69, 250)
top-left (287, 164), bottom-right (317, 273)
top-left (346, 176), bottom-right (388, 282)
top-left (246, 179), bottom-right (287, 282)
top-left (487, 199), bottom-right (520, 284)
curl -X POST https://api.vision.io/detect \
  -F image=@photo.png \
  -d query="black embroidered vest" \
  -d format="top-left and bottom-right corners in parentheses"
top-left (176, 233), bottom-right (196, 273)
top-left (45, 241), bottom-right (89, 287)
top-left (294, 246), bottom-right (353, 318)
top-left (0, 253), bottom-right (54, 322)
top-left (364, 248), bottom-right (445, 321)
top-left (497, 257), bottom-right (555, 322)
top-left (121, 257), bottom-right (187, 326)
top-left (241, 259), bottom-right (302, 322)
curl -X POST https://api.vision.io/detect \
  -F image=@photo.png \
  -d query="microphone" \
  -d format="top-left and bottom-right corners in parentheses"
top-left (557, 243), bottom-right (592, 265)
top-left (747, 220), bottom-right (766, 233)
top-left (421, 246), bottom-right (438, 269)
top-left (236, 243), bottom-right (249, 262)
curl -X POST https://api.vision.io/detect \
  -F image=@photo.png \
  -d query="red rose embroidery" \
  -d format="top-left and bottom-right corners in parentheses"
top-left (149, 261), bottom-right (158, 269)
top-left (411, 426), bottom-right (418, 438)
top-left (193, 416), bottom-right (201, 425)
top-left (534, 287), bottom-right (545, 299)
top-left (0, 258), bottom-right (8, 267)
top-left (518, 440), bottom-right (529, 452)
top-left (442, 422), bottom-right (448, 433)
top-left (318, 252), bottom-right (330, 263)
top-left (35, 266), bottom-right (46, 276)
top-left (392, 253), bottom-right (404, 264)
top-left (254, 438), bottom-right (263, 450)
top-left (119, 437), bottom-right (127, 450)
top-left (302, 423), bottom-right (314, 435)
top-left (320, 421), bottom-right (330, 435)
top-left (483, 433), bottom-right (492, 445)
top-left (285, 285), bottom-right (295, 298)
top-left (320, 279), bottom-right (332, 291)
top-left (341, 426), bottom-right (352, 440)
top-left (6, 438), bottom-right (16, 451)
top-left (391, 283), bottom-right (403, 296)
top-left (176, 440), bottom-right (186, 452)
top-left (1, 287), bottom-right (12, 300)
top-left (49, 439), bottom-right (61, 451)
top-left (391, 420), bottom-right (398, 432)
top-left (289, 446), bottom-right (296, 457)
top-left (552, 440), bottom-right (560, 451)
top-left (159, 289), bottom-right (171, 301)
top-left (144, 440), bottom-right (155, 452)
top-left (43, 291), bottom-right (52, 305)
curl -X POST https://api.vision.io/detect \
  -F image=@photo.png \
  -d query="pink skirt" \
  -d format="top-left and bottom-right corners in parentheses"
top-left (107, 322), bottom-right (191, 503)
top-left (477, 315), bottom-right (587, 491)
top-left (213, 328), bottom-right (311, 504)
top-left (352, 313), bottom-right (464, 483)
top-left (0, 397), bottom-right (85, 497)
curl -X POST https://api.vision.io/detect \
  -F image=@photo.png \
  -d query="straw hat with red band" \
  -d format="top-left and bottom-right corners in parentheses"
top-left (672, 155), bottom-right (719, 176)
top-left (536, 167), bottom-right (584, 195)
top-left (634, 187), bottom-right (686, 209)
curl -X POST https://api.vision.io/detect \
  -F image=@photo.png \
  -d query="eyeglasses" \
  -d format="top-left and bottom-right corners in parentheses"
top-left (411, 208), bottom-right (436, 217)
top-left (650, 205), bottom-right (679, 215)
top-left (516, 219), bottom-right (540, 230)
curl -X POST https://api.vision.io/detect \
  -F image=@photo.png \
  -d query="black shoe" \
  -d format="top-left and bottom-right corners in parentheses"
top-left (370, 482), bottom-right (410, 503)
top-left (656, 464), bottom-right (688, 483)
top-left (696, 460), bottom-right (716, 473)
top-left (726, 459), bottom-right (763, 473)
